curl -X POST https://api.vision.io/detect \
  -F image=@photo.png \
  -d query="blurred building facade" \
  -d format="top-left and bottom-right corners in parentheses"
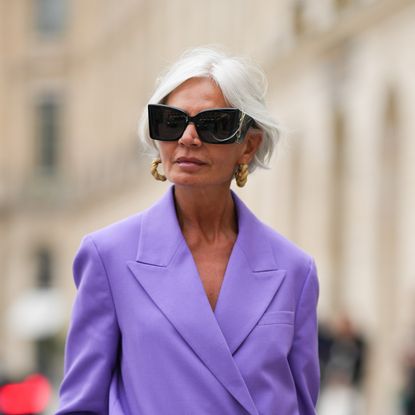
top-left (1, 0), bottom-right (414, 413)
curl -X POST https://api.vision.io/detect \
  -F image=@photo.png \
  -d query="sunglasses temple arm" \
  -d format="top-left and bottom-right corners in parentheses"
top-left (235, 114), bottom-right (254, 144)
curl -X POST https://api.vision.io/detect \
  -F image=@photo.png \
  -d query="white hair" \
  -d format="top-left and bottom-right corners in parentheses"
top-left (137, 46), bottom-right (281, 172)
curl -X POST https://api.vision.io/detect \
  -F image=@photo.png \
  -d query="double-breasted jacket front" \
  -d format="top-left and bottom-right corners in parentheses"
top-left (56, 186), bottom-right (320, 415)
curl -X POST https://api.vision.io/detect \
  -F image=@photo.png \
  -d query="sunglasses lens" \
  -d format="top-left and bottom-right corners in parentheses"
top-left (148, 105), bottom-right (187, 141)
top-left (196, 110), bottom-right (240, 143)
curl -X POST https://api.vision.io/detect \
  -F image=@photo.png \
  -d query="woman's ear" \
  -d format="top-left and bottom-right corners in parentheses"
top-left (238, 129), bottom-right (263, 165)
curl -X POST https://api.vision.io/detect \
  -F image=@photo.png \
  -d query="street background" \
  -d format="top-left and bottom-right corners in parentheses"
top-left (1, 1), bottom-right (415, 414)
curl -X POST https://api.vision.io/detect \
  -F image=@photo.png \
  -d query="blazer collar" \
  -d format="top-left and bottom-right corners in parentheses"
top-left (136, 185), bottom-right (278, 272)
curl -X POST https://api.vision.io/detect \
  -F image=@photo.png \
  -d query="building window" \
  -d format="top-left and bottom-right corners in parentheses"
top-left (330, 105), bottom-right (346, 312)
top-left (335, 0), bottom-right (354, 12)
top-left (34, 0), bottom-right (68, 38)
top-left (32, 247), bottom-right (63, 380)
top-left (35, 336), bottom-right (60, 379)
top-left (376, 88), bottom-right (400, 317)
top-left (380, 89), bottom-right (399, 203)
top-left (35, 94), bottom-right (62, 175)
top-left (35, 247), bottom-right (53, 288)
top-left (293, 0), bottom-right (307, 37)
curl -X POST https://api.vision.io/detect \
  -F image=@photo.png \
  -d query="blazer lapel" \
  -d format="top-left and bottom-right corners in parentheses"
top-left (213, 192), bottom-right (286, 355)
top-left (126, 186), bottom-right (285, 415)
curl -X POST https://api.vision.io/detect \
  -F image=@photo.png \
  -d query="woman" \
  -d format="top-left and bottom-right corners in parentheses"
top-left (56, 47), bottom-right (320, 415)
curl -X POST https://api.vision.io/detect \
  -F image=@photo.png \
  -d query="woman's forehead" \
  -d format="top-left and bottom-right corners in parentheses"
top-left (165, 77), bottom-right (229, 113)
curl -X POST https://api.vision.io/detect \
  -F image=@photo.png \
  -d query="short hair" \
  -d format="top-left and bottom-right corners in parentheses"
top-left (137, 46), bottom-right (281, 172)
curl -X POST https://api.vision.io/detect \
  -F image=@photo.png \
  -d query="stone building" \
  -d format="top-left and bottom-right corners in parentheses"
top-left (0, 0), bottom-right (414, 413)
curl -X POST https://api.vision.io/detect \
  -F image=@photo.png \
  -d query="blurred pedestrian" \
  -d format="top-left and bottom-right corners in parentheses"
top-left (318, 315), bottom-right (367, 415)
top-left (402, 350), bottom-right (415, 415)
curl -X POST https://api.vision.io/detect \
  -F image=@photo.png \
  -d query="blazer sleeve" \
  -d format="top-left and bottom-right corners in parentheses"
top-left (288, 257), bottom-right (320, 415)
top-left (56, 235), bottom-right (121, 415)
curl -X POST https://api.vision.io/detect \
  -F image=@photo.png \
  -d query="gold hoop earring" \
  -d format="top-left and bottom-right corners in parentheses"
top-left (235, 163), bottom-right (248, 187)
top-left (151, 158), bottom-right (166, 182)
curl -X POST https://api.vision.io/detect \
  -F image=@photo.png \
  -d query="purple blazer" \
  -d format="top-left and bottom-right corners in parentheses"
top-left (56, 186), bottom-right (320, 415)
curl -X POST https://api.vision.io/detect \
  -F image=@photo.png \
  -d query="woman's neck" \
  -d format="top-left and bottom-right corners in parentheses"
top-left (173, 185), bottom-right (238, 243)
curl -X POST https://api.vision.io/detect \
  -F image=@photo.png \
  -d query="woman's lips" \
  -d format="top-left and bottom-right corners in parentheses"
top-left (176, 157), bottom-right (205, 164)
top-left (175, 157), bottom-right (206, 171)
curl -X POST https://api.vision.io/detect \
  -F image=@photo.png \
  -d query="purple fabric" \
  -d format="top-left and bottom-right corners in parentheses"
top-left (56, 186), bottom-right (320, 415)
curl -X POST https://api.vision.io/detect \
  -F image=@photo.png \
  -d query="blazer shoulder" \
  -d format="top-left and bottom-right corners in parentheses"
top-left (83, 189), bottom-right (171, 251)
top-left (260, 220), bottom-right (314, 270)
top-left (80, 210), bottom-right (146, 259)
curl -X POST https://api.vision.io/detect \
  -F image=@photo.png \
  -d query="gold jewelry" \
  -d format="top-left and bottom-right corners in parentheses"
top-left (151, 158), bottom-right (167, 182)
top-left (235, 163), bottom-right (248, 187)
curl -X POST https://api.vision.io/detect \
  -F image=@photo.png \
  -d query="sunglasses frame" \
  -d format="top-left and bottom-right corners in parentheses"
top-left (148, 104), bottom-right (254, 144)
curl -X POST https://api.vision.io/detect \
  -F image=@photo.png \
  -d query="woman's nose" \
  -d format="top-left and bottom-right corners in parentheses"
top-left (178, 123), bottom-right (202, 147)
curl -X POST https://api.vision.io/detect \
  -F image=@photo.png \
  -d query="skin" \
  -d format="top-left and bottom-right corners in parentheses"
top-left (158, 76), bottom-right (262, 311)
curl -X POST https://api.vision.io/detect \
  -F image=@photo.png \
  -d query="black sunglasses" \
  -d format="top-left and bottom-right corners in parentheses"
top-left (148, 104), bottom-right (254, 144)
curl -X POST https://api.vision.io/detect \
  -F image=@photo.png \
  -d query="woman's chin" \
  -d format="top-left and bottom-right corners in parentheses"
top-left (168, 174), bottom-right (232, 189)
top-left (169, 174), bottom-right (209, 187)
